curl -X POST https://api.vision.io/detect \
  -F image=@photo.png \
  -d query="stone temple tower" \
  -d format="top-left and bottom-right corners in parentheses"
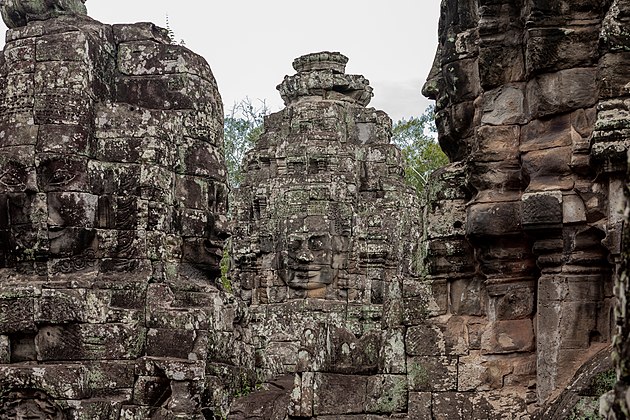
top-left (230, 52), bottom-right (423, 414)
top-left (0, 1), bottom-right (252, 418)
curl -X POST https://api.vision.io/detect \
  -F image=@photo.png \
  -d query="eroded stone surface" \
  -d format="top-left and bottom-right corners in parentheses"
top-left (420, 0), bottom-right (629, 418)
top-left (1, 0), bottom-right (87, 28)
top-left (0, 13), bottom-right (252, 419)
top-left (229, 52), bottom-right (423, 417)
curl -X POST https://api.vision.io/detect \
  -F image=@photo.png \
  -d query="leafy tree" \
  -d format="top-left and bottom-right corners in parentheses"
top-left (391, 105), bottom-right (449, 193)
top-left (224, 98), bottom-right (269, 188)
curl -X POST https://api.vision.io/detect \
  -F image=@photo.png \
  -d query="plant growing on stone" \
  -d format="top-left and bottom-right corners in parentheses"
top-left (165, 14), bottom-right (185, 46)
top-left (391, 104), bottom-right (449, 194)
top-left (224, 98), bottom-right (269, 189)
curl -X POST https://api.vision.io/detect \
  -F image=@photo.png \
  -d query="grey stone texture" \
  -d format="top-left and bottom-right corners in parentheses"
top-left (0, 9), bottom-right (251, 420)
top-left (229, 51), bottom-right (423, 417)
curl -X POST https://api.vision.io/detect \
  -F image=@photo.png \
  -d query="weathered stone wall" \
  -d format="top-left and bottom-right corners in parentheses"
top-left (0, 0), bottom-right (628, 419)
top-left (0, 4), bottom-right (252, 419)
top-left (421, 0), bottom-right (630, 418)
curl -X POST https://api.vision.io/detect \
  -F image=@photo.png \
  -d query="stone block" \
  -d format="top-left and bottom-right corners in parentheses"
top-left (527, 68), bottom-right (598, 119)
top-left (481, 84), bottom-right (527, 126)
top-left (432, 392), bottom-right (474, 420)
top-left (86, 361), bottom-right (136, 395)
top-left (0, 296), bottom-right (35, 334)
top-left (36, 288), bottom-right (106, 324)
top-left (312, 373), bottom-right (368, 416)
top-left (407, 318), bottom-right (468, 357)
top-left (563, 193), bottom-right (587, 224)
top-left (406, 324), bottom-right (441, 356)
top-left (407, 356), bottom-right (457, 392)
top-left (426, 200), bottom-right (466, 238)
top-left (146, 328), bottom-right (196, 360)
top-left (481, 319), bottom-right (535, 355)
top-left (466, 201), bottom-right (522, 237)
top-left (132, 375), bottom-right (172, 406)
top-left (479, 45), bottom-right (525, 89)
top-left (112, 22), bottom-right (171, 44)
top-left (408, 392), bottom-right (432, 420)
top-left (487, 281), bottom-right (536, 320)
top-left (525, 26), bottom-right (600, 74)
top-left (65, 398), bottom-right (128, 420)
top-left (324, 326), bottom-right (382, 375)
top-left (450, 277), bottom-right (484, 316)
top-left (426, 238), bottom-right (475, 276)
top-left (0, 364), bottom-right (90, 400)
top-left (289, 372), bottom-right (314, 418)
top-left (520, 114), bottom-right (573, 153)
top-left (442, 58), bottom-right (481, 102)
top-left (366, 375), bottom-right (408, 413)
top-left (36, 323), bottom-right (145, 361)
top-left (473, 125), bottom-right (520, 162)
top-left (521, 191), bottom-right (563, 229)
top-left (521, 146), bottom-right (574, 191)
top-left (468, 160), bottom-right (522, 201)
top-left (598, 52), bottom-right (630, 99)
top-left (35, 31), bottom-right (92, 62)
top-left (382, 328), bottom-right (406, 374)
top-left (559, 301), bottom-right (599, 349)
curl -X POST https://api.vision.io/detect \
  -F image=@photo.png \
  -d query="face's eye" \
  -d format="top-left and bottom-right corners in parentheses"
top-left (0, 162), bottom-right (28, 190)
top-left (0, 169), bottom-right (25, 188)
top-left (288, 238), bottom-right (302, 252)
top-left (48, 168), bottom-right (75, 186)
top-left (308, 236), bottom-right (327, 251)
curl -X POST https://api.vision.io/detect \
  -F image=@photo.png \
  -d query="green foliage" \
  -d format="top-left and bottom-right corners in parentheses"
top-left (220, 244), bottom-right (232, 293)
top-left (591, 369), bottom-right (617, 397)
top-left (224, 98), bottom-right (269, 188)
top-left (567, 397), bottom-right (603, 420)
top-left (391, 105), bottom-right (449, 194)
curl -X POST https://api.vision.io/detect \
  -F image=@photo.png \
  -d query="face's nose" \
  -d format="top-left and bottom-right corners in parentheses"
top-left (422, 50), bottom-right (441, 101)
top-left (296, 249), bottom-right (314, 263)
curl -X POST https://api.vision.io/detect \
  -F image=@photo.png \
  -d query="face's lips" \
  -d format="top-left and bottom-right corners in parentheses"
top-left (47, 226), bottom-right (65, 240)
top-left (288, 264), bottom-right (327, 272)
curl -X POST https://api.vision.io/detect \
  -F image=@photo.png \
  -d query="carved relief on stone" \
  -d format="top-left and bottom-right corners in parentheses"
top-left (231, 52), bottom-right (421, 386)
top-left (422, 0), bottom-right (626, 416)
top-left (0, 389), bottom-right (65, 419)
top-left (0, 12), bottom-right (250, 419)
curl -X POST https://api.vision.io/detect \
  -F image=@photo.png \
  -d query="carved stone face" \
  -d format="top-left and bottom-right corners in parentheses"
top-left (0, 19), bottom-right (228, 280)
top-left (422, 1), bottom-right (480, 162)
top-left (277, 229), bottom-right (350, 292)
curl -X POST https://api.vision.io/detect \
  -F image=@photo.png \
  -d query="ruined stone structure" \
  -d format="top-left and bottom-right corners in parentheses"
top-left (0, 0), bottom-right (630, 419)
top-left (421, 0), bottom-right (630, 418)
top-left (0, 2), bottom-right (252, 418)
top-left (230, 52), bottom-right (423, 417)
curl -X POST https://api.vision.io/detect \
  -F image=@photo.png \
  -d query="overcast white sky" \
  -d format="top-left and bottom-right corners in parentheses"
top-left (0, 1), bottom-right (440, 121)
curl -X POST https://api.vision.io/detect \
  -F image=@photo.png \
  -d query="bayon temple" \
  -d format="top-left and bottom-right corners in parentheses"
top-left (0, 0), bottom-right (629, 419)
